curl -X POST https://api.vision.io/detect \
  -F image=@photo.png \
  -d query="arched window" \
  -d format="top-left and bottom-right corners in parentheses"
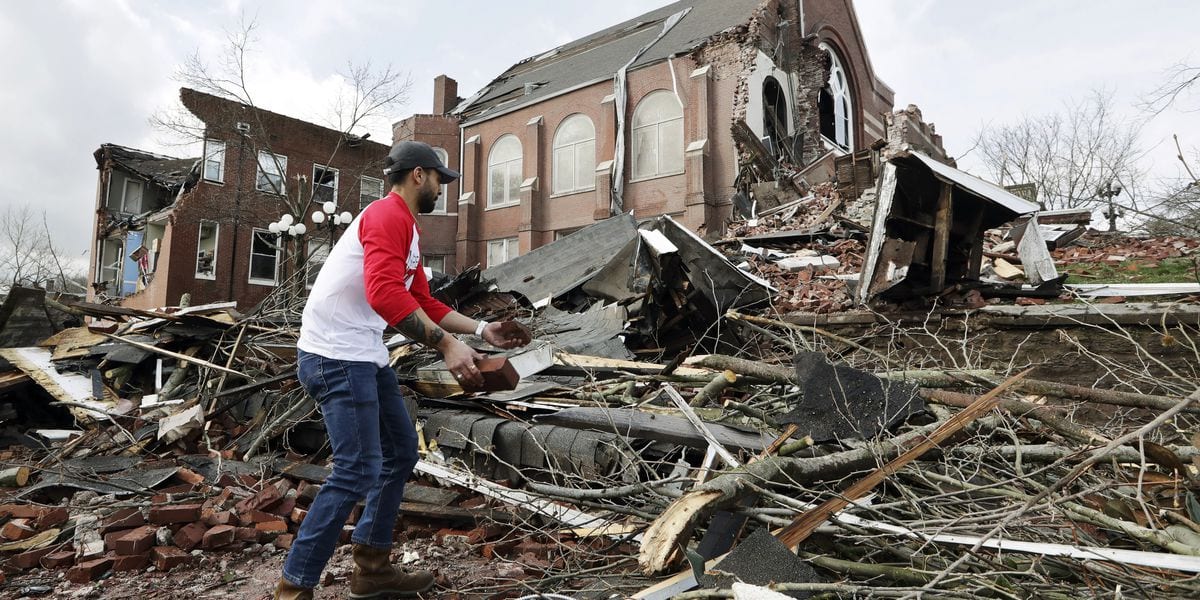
top-left (487, 135), bottom-right (522, 208)
top-left (552, 114), bottom-right (596, 195)
top-left (432, 147), bottom-right (449, 213)
top-left (762, 76), bottom-right (789, 157)
top-left (818, 45), bottom-right (853, 151)
top-left (631, 90), bottom-right (684, 180)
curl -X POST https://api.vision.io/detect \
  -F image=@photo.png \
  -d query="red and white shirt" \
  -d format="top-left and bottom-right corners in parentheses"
top-left (298, 192), bottom-right (452, 366)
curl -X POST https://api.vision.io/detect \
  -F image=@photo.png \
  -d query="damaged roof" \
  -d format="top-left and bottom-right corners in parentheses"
top-left (455, 0), bottom-right (764, 123)
top-left (94, 143), bottom-right (198, 189)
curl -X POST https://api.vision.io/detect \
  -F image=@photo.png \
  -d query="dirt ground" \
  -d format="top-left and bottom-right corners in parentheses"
top-left (0, 537), bottom-right (516, 600)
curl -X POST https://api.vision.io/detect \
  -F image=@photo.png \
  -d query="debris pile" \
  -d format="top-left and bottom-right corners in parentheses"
top-left (1, 155), bottom-right (1199, 598)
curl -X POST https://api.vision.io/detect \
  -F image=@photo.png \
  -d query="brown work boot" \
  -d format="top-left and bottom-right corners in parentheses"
top-left (273, 578), bottom-right (314, 600)
top-left (349, 543), bottom-right (435, 598)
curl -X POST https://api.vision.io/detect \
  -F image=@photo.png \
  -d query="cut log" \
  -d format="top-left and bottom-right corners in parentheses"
top-left (0, 466), bottom-right (31, 487)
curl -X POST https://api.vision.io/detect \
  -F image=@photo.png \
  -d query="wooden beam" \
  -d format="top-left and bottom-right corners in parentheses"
top-left (774, 368), bottom-right (1032, 548)
top-left (929, 180), bottom-right (954, 291)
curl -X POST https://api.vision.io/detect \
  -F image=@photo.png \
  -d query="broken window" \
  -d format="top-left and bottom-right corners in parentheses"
top-left (432, 148), bottom-right (449, 213)
top-left (487, 135), bottom-right (522, 208)
top-left (762, 76), bottom-right (790, 157)
top-left (486, 237), bottom-right (519, 267)
top-left (120, 179), bottom-right (144, 214)
top-left (359, 176), bottom-right (384, 210)
top-left (552, 114), bottom-right (596, 195)
top-left (195, 220), bottom-right (218, 279)
top-left (97, 237), bottom-right (124, 296)
top-left (305, 239), bottom-right (329, 289)
top-left (312, 165), bottom-right (338, 206)
top-left (424, 255), bottom-right (446, 273)
top-left (631, 90), bottom-right (684, 180)
top-left (818, 45), bottom-right (853, 151)
top-left (256, 150), bottom-right (287, 194)
top-left (203, 139), bottom-right (226, 183)
top-left (248, 228), bottom-right (279, 285)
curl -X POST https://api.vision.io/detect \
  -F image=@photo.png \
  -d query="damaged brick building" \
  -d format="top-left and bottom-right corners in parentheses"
top-left (395, 0), bottom-right (905, 270)
top-left (88, 89), bottom-right (390, 310)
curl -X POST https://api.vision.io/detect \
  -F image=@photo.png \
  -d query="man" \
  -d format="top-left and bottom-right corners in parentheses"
top-left (276, 141), bottom-right (531, 599)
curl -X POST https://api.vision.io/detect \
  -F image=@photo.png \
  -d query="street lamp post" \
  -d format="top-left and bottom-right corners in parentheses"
top-left (267, 213), bottom-right (306, 296)
top-left (309, 201), bottom-right (354, 248)
top-left (1098, 181), bottom-right (1123, 232)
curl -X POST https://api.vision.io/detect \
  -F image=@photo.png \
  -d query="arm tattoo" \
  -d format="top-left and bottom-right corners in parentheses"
top-left (398, 312), bottom-right (445, 348)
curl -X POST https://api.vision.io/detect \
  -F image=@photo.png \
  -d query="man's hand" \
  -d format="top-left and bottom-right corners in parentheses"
top-left (442, 337), bottom-right (485, 389)
top-left (482, 321), bottom-right (532, 349)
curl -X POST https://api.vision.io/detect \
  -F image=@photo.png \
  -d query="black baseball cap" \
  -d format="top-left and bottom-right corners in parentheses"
top-left (383, 141), bottom-right (460, 183)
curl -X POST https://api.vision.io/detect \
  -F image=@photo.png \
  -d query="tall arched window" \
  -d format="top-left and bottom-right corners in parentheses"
top-left (552, 114), bottom-right (596, 195)
top-left (762, 76), bottom-right (789, 157)
top-left (818, 44), bottom-right (853, 151)
top-left (487, 135), bottom-right (522, 208)
top-left (631, 90), bottom-right (684, 180)
top-left (432, 147), bottom-right (449, 213)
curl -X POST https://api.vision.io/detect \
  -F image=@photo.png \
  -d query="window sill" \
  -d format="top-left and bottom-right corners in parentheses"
top-left (485, 202), bottom-right (520, 211)
top-left (194, 274), bottom-right (216, 280)
top-left (629, 170), bottom-right (685, 184)
top-left (256, 188), bottom-right (287, 196)
top-left (202, 179), bottom-right (224, 186)
top-left (423, 212), bottom-right (458, 217)
top-left (248, 278), bottom-right (277, 287)
top-left (549, 187), bottom-right (596, 199)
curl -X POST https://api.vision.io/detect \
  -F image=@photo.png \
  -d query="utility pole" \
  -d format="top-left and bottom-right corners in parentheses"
top-left (1098, 181), bottom-right (1123, 232)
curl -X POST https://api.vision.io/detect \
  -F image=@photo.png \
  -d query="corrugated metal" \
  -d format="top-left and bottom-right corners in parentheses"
top-left (909, 152), bottom-right (1039, 215)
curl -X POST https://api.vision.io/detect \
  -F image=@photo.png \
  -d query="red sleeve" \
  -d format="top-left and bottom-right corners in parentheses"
top-left (359, 200), bottom-right (453, 327)
top-left (408, 261), bottom-right (453, 324)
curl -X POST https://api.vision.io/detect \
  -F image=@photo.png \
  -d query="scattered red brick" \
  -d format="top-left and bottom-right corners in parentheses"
top-left (173, 522), bottom-right (209, 551)
top-left (151, 546), bottom-right (190, 571)
top-left (0, 518), bottom-right (36, 541)
top-left (42, 550), bottom-right (76, 568)
top-left (273, 533), bottom-right (295, 550)
top-left (149, 503), bottom-right (203, 524)
top-left (114, 525), bottom-right (159, 555)
top-left (109, 551), bottom-right (150, 572)
top-left (202, 524), bottom-right (236, 549)
top-left (67, 556), bottom-right (114, 583)
top-left (101, 508), bottom-right (146, 533)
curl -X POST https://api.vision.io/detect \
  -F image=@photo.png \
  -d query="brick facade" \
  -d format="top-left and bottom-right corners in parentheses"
top-left (394, 0), bottom-right (896, 272)
top-left (88, 89), bottom-right (389, 311)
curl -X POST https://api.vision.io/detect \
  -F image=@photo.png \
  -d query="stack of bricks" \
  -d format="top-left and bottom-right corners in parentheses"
top-left (0, 469), bottom-right (325, 584)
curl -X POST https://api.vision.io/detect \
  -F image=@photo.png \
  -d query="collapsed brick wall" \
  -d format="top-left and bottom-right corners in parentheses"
top-left (884, 104), bottom-right (952, 164)
top-left (714, 0), bottom-right (832, 170)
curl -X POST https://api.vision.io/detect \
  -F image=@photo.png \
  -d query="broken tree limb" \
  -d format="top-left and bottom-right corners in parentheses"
top-left (921, 388), bottom-right (1110, 446)
top-left (662, 384), bottom-right (740, 467)
top-left (101, 333), bottom-right (247, 378)
top-left (774, 368), bottom-right (1032, 548)
top-left (638, 417), bottom-right (955, 574)
top-left (687, 355), bottom-right (793, 384)
top-left (0, 466), bottom-right (31, 487)
top-left (689, 371), bottom-right (737, 407)
top-left (725, 311), bottom-right (894, 366)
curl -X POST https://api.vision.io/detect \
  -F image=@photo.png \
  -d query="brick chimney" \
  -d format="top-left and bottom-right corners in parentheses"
top-left (432, 75), bottom-right (458, 115)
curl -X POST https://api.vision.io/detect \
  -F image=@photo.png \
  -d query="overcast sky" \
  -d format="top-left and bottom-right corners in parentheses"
top-left (1, 0), bottom-right (1197, 270)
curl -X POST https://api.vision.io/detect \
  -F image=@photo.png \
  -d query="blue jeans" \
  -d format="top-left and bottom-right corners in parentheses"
top-left (282, 350), bottom-right (419, 588)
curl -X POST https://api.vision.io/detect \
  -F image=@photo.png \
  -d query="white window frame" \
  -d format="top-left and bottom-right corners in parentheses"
top-left (424, 255), bottom-right (447, 273)
top-left (203, 139), bottom-right (226, 183)
top-left (194, 220), bottom-right (219, 280)
top-left (305, 239), bottom-right (330, 289)
top-left (312, 164), bottom-right (339, 207)
top-left (551, 114), bottom-right (597, 196)
top-left (120, 179), bottom-right (144, 213)
top-left (256, 150), bottom-right (287, 194)
top-left (431, 148), bottom-right (450, 213)
top-left (248, 228), bottom-right (279, 286)
top-left (630, 90), bottom-right (685, 181)
top-left (820, 43), bottom-right (854, 152)
top-left (359, 176), bottom-right (384, 210)
top-left (487, 135), bottom-right (523, 209)
top-left (486, 237), bottom-right (519, 267)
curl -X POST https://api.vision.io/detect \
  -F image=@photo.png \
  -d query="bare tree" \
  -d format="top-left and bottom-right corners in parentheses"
top-left (974, 90), bottom-right (1146, 214)
top-left (0, 204), bottom-right (81, 290)
top-left (1141, 62), bottom-right (1200, 115)
top-left (149, 15), bottom-right (410, 295)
